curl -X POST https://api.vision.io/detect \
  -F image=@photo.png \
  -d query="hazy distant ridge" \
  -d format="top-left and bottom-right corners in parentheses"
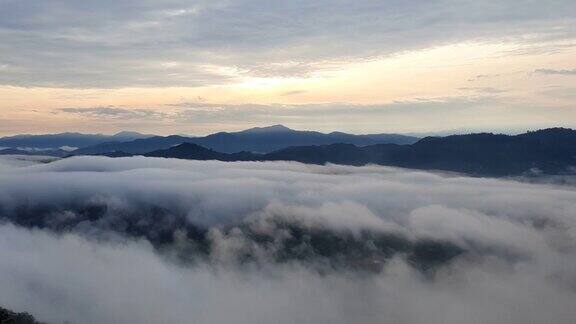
top-left (71, 125), bottom-right (418, 155)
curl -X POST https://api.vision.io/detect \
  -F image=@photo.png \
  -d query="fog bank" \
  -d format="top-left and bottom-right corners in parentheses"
top-left (0, 156), bottom-right (575, 324)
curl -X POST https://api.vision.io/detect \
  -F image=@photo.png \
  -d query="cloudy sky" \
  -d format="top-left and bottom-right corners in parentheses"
top-left (1, 0), bottom-right (575, 135)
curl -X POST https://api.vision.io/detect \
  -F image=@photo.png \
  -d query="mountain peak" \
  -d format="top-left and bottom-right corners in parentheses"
top-left (113, 131), bottom-right (143, 137)
top-left (240, 124), bottom-right (294, 134)
top-left (111, 131), bottom-right (154, 140)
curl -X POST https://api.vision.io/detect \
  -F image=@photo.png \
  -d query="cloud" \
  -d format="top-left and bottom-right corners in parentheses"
top-left (169, 96), bottom-right (549, 133)
top-left (535, 68), bottom-right (576, 75)
top-left (458, 87), bottom-right (508, 94)
top-left (467, 73), bottom-right (503, 82)
top-left (538, 86), bottom-right (576, 100)
top-left (1, 1), bottom-right (575, 87)
top-left (172, 96), bottom-right (497, 123)
top-left (38, 93), bottom-right (575, 135)
top-left (59, 106), bottom-right (167, 119)
top-left (44, 96), bottom-right (524, 134)
top-left (0, 156), bottom-right (575, 323)
top-left (280, 90), bottom-right (308, 96)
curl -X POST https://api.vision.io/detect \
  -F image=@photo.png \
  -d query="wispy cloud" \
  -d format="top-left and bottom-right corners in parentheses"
top-left (38, 91), bottom-right (574, 135)
top-left (535, 68), bottom-right (576, 75)
top-left (280, 90), bottom-right (307, 96)
top-left (458, 87), bottom-right (508, 94)
top-left (59, 106), bottom-right (167, 119)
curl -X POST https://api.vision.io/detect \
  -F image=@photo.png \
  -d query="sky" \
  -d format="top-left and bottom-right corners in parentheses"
top-left (0, 0), bottom-right (575, 136)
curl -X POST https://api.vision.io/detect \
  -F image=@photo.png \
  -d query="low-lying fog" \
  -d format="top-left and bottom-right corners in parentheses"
top-left (0, 155), bottom-right (575, 324)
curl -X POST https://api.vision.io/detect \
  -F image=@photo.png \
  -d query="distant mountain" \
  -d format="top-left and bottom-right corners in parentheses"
top-left (71, 125), bottom-right (418, 155)
top-left (0, 131), bottom-right (152, 150)
top-left (239, 124), bottom-right (294, 134)
top-left (0, 148), bottom-right (69, 157)
top-left (145, 128), bottom-right (576, 177)
top-left (72, 135), bottom-right (193, 156)
top-left (372, 128), bottom-right (576, 176)
top-left (264, 143), bottom-right (371, 166)
top-left (146, 143), bottom-right (259, 161)
top-left (191, 125), bottom-right (418, 153)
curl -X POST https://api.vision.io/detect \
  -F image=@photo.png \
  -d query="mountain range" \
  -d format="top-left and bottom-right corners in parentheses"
top-left (2, 126), bottom-right (575, 177)
top-left (0, 147), bottom-right (70, 157)
top-left (0, 131), bottom-right (152, 150)
top-left (144, 128), bottom-right (576, 177)
top-left (70, 125), bottom-right (418, 155)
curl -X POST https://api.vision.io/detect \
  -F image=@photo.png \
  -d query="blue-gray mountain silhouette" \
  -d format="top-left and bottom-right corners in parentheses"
top-left (0, 131), bottom-right (151, 150)
top-left (145, 128), bottom-right (576, 177)
top-left (0, 148), bottom-right (69, 157)
top-left (71, 125), bottom-right (418, 155)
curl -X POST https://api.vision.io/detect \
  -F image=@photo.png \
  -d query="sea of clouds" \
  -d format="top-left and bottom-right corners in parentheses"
top-left (0, 155), bottom-right (575, 324)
